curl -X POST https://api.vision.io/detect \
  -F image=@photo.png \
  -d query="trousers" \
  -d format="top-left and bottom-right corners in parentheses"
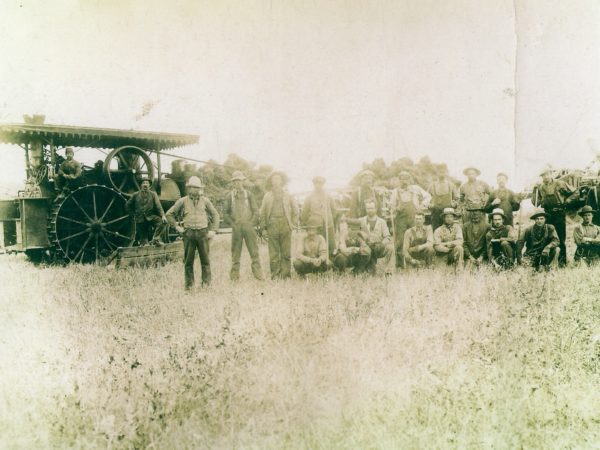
top-left (545, 209), bottom-right (567, 266)
top-left (231, 223), bottom-right (263, 280)
top-left (183, 228), bottom-right (211, 289)
top-left (267, 218), bottom-right (292, 279)
top-left (135, 216), bottom-right (165, 245)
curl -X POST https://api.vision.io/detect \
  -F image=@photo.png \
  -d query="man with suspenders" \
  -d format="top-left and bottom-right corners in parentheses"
top-left (223, 171), bottom-right (264, 281)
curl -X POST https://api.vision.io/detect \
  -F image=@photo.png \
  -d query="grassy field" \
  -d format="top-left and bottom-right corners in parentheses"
top-left (0, 235), bottom-right (599, 449)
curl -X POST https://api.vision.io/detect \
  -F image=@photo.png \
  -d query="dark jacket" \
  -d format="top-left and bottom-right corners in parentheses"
top-left (126, 190), bottom-right (164, 223)
top-left (223, 189), bottom-right (259, 226)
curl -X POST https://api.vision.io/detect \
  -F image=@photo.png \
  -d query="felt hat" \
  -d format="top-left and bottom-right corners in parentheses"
top-left (398, 171), bottom-right (411, 179)
top-left (466, 207), bottom-right (485, 212)
top-left (463, 167), bottom-right (481, 176)
top-left (359, 170), bottom-right (375, 178)
top-left (540, 167), bottom-right (553, 176)
top-left (490, 207), bottom-right (506, 218)
top-left (442, 207), bottom-right (460, 218)
top-left (578, 205), bottom-right (596, 216)
top-left (530, 209), bottom-right (549, 220)
top-left (186, 176), bottom-right (203, 188)
top-left (267, 170), bottom-right (288, 185)
top-left (497, 172), bottom-right (509, 179)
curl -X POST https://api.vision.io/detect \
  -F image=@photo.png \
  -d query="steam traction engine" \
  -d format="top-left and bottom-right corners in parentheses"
top-left (0, 116), bottom-right (198, 264)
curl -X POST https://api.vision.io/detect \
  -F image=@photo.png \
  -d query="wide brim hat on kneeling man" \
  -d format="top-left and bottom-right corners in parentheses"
top-left (490, 207), bottom-right (506, 219)
top-left (529, 208), bottom-right (549, 220)
top-left (578, 205), bottom-right (596, 216)
top-left (442, 207), bottom-right (460, 218)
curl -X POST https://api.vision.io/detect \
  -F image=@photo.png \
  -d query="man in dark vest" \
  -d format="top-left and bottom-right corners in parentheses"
top-left (427, 172), bottom-right (458, 230)
top-left (166, 176), bottom-right (220, 290)
top-left (485, 172), bottom-right (521, 226)
top-left (126, 178), bottom-right (167, 246)
top-left (402, 211), bottom-right (434, 267)
top-left (463, 208), bottom-right (489, 267)
top-left (532, 168), bottom-right (573, 267)
top-left (518, 209), bottom-right (560, 271)
top-left (486, 208), bottom-right (517, 269)
top-left (223, 171), bottom-right (264, 281)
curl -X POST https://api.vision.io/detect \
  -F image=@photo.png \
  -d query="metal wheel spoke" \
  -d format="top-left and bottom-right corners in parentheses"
top-left (103, 214), bottom-right (130, 226)
top-left (59, 228), bottom-right (89, 243)
top-left (119, 175), bottom-right (128, 190)
top-left (95, 236), bottom-right (99, 262)
top-left (57, 215), bottom-right (88, 226)
top-left (92, 191), bottom-right (98, 219)
top-left (70, 195), bottom-right (93, 222)
top-left (132, 176), bottom-right (140, 190)
top-left (101, 234), bottom-right (116, 251)
top-left (117, 152), bottom-right (130, 169)
top-left (99, 197), bottom-right (116, 221)
top-left (104, 229), bottom-right (132, 240)
top-left (74, 234), bottom-right (93, 263)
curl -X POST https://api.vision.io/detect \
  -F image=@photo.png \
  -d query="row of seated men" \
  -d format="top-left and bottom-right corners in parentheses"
top-left (294, 201), bottom-right (600, 276)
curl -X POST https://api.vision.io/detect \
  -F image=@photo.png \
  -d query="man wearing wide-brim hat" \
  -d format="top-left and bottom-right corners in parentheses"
top-left (126, 177), bottom-right (167, 246)
top-left (166, 176), bottom-right (220, 290)
top-left (259, 170), bottom-right (298, 279)
top-left (531, 167), bottom-right (574, 267)
top-left (459, 166), bottom-right (491, 224)
top-left (350, 169), bottom-right (383, 218)
top-left (517, 208), bottom-right (560, 271)
top-left (486, 207), bottom-right (517, 269)
top-left (223, 170), bottom-right (264, 281)
top-left (432, 207), bottom-right (464, 268)
top-left (573, 205), bottom-right (600, 264)
top-left (293, 217), bottom-right (331, 277)
top-left (389, 170), bottom-right (432, 269)
top-left (300, 175), bottom-right (337, 257)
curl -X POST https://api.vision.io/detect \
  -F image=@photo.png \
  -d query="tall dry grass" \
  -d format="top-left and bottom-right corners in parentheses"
top-left (0, 235), bottom-right (598, 449)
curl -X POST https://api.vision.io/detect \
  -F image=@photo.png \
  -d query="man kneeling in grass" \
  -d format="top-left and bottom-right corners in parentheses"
top-left (573, 205), bottom-right (600, 264)
top-left (519, 209), bottom-right (560, 271)
top-left (403, 211), bottom-right (434, 268)
top-left (433, 207), bottom-right (464, 268)
top-left (293, 218), bottom-right (330, 277)
top-left (486, 208), bottom-right (517, 269)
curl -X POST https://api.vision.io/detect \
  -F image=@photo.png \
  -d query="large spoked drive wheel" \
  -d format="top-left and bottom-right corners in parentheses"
top-left (49, 185), bottom-right (135, 263)
top-left (103, 146), bottom-right (155, 196)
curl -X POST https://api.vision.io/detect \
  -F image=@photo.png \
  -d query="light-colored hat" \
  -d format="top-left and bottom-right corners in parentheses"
top-left (497, 172), bottom-right (509, 179)
top-left (530, 209), bottom-right (549, 220)
top-left (442, 207), bottom-right (460, 217)
top-left (398, 171), bottom-right (411, 179)
top-left (360, 169), bottom-right (375, 178)
top-left (463, 167), bottom-right (481, 176)
top-left (540, 167), bottom-right (553, 176)
top-left (186, 176), bottom-right (203, 188)
top-left (231, 171), bottom-right (246, 182)
top-left (578, 205), bottom-right (596, 216)
top-left (312, 176), bottom-right (326, 185)
top-left (490, 208), bottom-right (506, 219)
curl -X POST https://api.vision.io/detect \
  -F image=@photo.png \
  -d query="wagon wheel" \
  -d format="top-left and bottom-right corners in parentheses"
top-left (103, 146), bottom-right (155, 197)
top-left (49, 185), bottom-right (135, 263)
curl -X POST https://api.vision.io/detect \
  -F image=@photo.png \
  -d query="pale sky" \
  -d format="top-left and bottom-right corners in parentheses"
top-left (1, 0), bottom-right (599, 194)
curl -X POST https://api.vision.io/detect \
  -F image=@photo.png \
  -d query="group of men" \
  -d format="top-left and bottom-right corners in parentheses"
top-left (115, 158), bottom-right (600, 290)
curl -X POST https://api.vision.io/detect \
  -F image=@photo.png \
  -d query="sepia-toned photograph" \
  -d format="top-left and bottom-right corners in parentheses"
top-left (1, 1), bottom-right (599, 448)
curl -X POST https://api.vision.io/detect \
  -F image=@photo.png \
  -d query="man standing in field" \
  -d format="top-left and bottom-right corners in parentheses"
top-left (55, 147), bottom-right (83, 194)
top-left (223, 171), bottom-right (264, 281)
top-left (301, 176), bottom-right (337, 257)
top-left (532, 168), bottom-right (574, 267)
top-left (293, 218), bottom-right (330, 277)
top-left (518, 209), bottom-right (560, 271)
top-left (402, 211), bottom-right (435, 268)
top-left (459, 167), bottom-right (491, 223)
top-left (351, 200), bottom-right (394, 275)
top-left (486, 208), bottom-right (517, 269)
top-left (259, 171), bottom-right (299, 280)
top-left (573, 205), bottom-right (600, 264)
top-left (462, 208), bottom-right (489, 267)
top-left (350, 170), bottom-right (382, 218)
top-left (389, 171), bottom-right (431, 269)
top-left (166, 176), bottom-right (220, 290)
top-left (427, 172), bottom-right (458, 231)
top-left (485, 172), bottom-right (521, 226)
top-left (433, 207), bottom-right (464, 268)
top-left (333, 218), bottom-right (372, 274)
top-left (126, 178), bottom-right (167, 246)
